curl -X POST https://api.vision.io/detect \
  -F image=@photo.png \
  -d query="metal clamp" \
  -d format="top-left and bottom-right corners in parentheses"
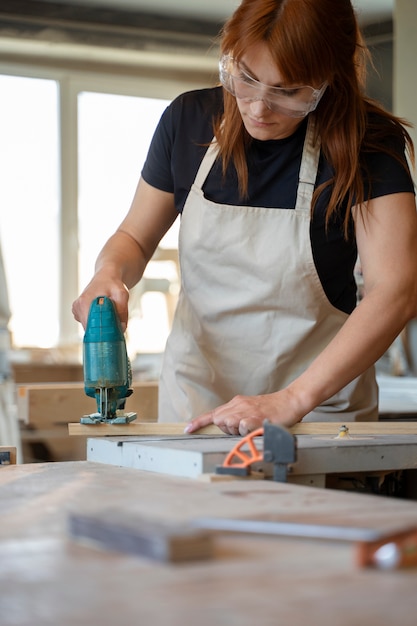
top-left (215, 420), bottom-right (297, 482)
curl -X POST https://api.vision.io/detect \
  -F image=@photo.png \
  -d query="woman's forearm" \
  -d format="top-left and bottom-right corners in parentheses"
top-left (287, 283), bottom-right (417, 418)
top-left (94, 229), bottom-right (150, 289)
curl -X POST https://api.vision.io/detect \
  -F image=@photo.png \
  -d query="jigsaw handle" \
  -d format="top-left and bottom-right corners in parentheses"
top-left (83, 296), bottom-right (132, 417)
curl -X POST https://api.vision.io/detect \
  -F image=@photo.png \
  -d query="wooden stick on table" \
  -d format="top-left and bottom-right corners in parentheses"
top-left (68, 421), bottom-right (417, 437)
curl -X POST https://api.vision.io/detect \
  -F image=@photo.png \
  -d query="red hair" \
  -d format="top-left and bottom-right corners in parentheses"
top-left (214, 0), bottom-right (414, 234)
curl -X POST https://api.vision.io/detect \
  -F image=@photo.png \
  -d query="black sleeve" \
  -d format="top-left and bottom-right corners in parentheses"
top-left (141, 88), bottom-right (224, 212)
top-left (141, 103), bottom-right (175, 194)
top-left (363, 135), bottom-right (415, 199)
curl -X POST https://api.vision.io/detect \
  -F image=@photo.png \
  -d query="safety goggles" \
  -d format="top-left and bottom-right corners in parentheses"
top-left (219, 55), bottom-right (327, 118)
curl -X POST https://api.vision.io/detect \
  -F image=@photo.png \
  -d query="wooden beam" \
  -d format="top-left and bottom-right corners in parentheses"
top-left (69, 512), bottom-right (214, 563)
top-left (17, 381), bottom-right (158, 462)
top-left (68, 420), bottom-right (417, 437)
top-left (18, 381), bottom-right (158, 426)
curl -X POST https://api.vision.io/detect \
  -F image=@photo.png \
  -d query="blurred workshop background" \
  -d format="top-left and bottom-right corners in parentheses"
top-left (0, 0), bottom-right (416, 463)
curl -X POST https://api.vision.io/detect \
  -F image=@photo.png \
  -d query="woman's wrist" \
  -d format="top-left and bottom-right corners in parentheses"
top-left (280, 379), bottom-right (320, 424)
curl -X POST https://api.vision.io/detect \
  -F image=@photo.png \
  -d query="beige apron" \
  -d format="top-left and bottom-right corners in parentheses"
top-left (159, 116), bottom-right (378, 423)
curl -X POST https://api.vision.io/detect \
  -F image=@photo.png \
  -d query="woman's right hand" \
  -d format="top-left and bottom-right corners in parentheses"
top-left (72, 274), bottom-right (130, 331)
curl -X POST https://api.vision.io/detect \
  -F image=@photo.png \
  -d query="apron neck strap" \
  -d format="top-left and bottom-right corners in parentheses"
top-left (295, 115), bottom-right (321, 213)
top-left (194, 115), bottom-right (321, 213)
top-left (194, 141), bottom-right (219, 189)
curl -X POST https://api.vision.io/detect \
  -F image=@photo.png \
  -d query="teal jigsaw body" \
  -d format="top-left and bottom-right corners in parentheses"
top-left (81, 296), bottom-right (137, 424)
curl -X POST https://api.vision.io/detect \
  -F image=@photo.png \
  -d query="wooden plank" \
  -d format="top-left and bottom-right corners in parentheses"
top-left (17, 381), bottom-right (158, 462)
top-left (69, 511), bottom-right (214, 563)
top-left (68, 420), bottom-right (417, 437)
top-left (69, 421), bottom-right (223, 436)
top-left (294, 421), bottom-right (417, 435)
top-left (17, 381), bottom-right (158, 426)
top-left (12, 361), bottom-right (84, 383)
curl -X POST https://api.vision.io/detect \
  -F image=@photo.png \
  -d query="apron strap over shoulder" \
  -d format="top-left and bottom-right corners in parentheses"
top-left (295, 115), bottom-right (321, 214)
top-left (193, 141), bottom-right (219, 190)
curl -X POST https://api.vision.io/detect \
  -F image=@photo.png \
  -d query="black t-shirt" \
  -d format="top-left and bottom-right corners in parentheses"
top-left (142, 87), bottom-right (415, 314)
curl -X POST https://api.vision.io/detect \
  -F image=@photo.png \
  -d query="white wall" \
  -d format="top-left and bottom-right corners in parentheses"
top-left (394, 0), bottom-right (417, 166)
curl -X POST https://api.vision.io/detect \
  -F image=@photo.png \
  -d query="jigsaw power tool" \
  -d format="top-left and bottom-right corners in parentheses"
top-left (81, 296), bottom-right (137, 425)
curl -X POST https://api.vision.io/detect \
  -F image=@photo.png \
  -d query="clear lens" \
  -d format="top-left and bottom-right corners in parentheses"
top-left (219, 55), bottom-right (327, 118)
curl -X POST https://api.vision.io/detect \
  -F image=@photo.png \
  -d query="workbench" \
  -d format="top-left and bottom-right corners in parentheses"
top-left (86, 430), bottom-right (417, 491)
top-left (15, 374), bottom-right (417, 464)
top-left (80, 374), bottom-right (417, 491)
top-left (2, 460), bottom-right (417, 626)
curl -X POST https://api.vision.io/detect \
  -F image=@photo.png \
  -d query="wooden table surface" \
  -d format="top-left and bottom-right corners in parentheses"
top-left (2, 461), bottom-right (417, 626)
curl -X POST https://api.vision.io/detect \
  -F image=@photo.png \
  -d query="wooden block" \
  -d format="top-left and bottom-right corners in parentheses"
top-left (12, 362), bottom-right (83, 383)
top-left (17, 382), bottom-right (158, 462)
top-left (18, 381), bottom-right (158, 427)
top-left (68, 420), bottom-right (417, 438)
top-left (20, 429), bottom-right (88, 463)
top-left (197, 471), bottom-right (265, 482)
top-left (68, 511), bottom-right (213, 563)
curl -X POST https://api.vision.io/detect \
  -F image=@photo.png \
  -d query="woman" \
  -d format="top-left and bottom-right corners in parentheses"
top-left (72, 0), bottom-right (417, 436)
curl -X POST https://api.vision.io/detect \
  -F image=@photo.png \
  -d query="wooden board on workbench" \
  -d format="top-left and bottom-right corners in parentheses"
top-left (68, 420), bottom-right (417, 437)
top-left (18, 381), bottom-right (158, 462)
top-left (68, 420), bottom-right (222, 437)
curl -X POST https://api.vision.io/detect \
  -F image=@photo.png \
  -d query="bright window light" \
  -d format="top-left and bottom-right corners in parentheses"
top-left (0, 74), bottom-right (59, 348)
top-left (77, 92), bottom-right (175, 355)
top-left (77, 91), bottom-right (171, 290)
top-left (0, 78), bottom-right (176, 354)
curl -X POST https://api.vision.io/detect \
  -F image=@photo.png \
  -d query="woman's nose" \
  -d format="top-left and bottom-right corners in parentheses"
top-left (249, 98), bottom-right (270, 116)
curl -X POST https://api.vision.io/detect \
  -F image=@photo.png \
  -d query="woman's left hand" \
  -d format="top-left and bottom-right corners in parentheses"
top-left (184, 389), bottom-right (303, 436)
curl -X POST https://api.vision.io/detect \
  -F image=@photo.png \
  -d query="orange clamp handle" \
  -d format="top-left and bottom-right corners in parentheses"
top-left (222, 427), bottom-right (264, 468)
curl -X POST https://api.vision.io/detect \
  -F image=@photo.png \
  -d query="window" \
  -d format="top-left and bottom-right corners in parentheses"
top-left (0, 58), bottom-right (213, 357)
top-left (0, 72), bottom-right (178, 354)
top-left (77, 91), bottom-right (170, 294)
top-left (0, 75), bottom-right (60, 347)
top-left (77, 91), bottom-right (173, 354)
